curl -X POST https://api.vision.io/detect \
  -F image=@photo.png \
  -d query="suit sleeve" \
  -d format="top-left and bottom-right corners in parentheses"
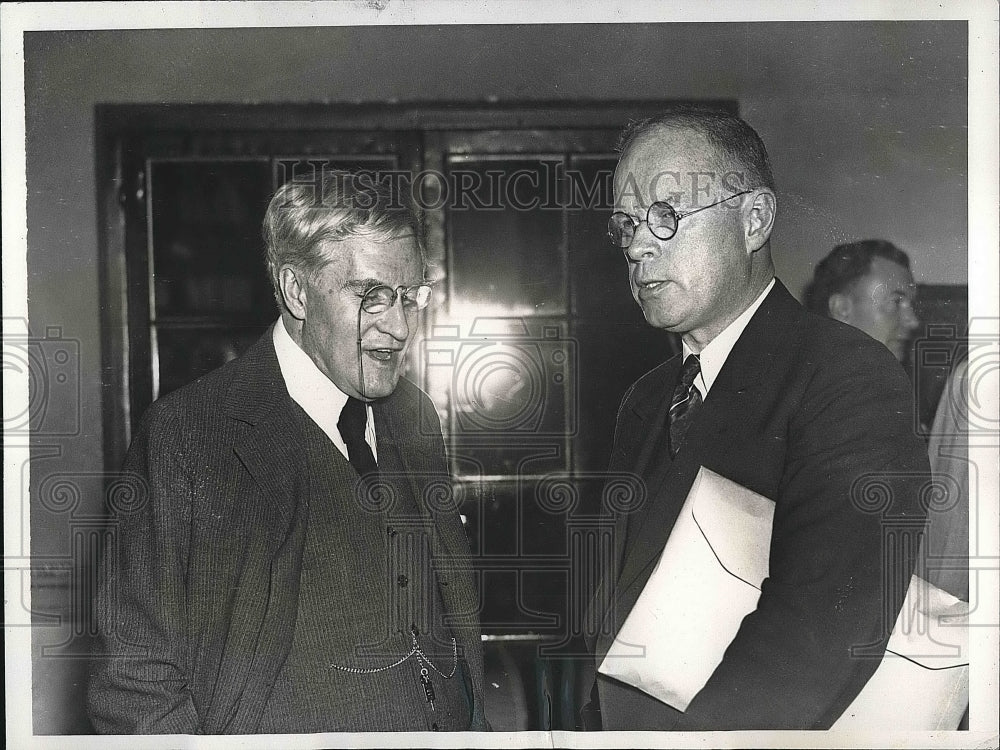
top-left (87, 406), bottom-right (201, 733)
top-left (674, 346), bottom-right (929, 730)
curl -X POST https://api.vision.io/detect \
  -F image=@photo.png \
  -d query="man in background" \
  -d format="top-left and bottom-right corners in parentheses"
top-left (805, 239), bottom-right (920, 363)
top-left (809, 240), bottom-right (969, 597)
top-left (89, 172), bottom-right (487, 733)
top-left (585, 107), bottom-right (929, 730)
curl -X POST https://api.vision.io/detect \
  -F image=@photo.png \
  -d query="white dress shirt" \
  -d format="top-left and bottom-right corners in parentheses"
top-left (272, 317), bottom-right (378, 461)
top-left (683, 278), bottom-right (775, 399)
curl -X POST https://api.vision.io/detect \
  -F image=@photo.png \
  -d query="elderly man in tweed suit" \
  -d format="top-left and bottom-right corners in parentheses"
top-left (89, 172), bottom-right (488, 733)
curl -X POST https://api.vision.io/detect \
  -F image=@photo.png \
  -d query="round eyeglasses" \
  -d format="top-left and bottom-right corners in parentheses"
top-left (607, 190), bottom-right (753, 248)
top-left (359, 283), bottom-right (433, 314)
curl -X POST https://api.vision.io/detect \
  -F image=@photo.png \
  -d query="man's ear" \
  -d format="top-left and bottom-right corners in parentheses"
top-left (280, 266), bottom-right (308, 321)
top-left (744, 188), bottom-right (776, 254)
top-left (828, 292), bottom-right (853, 323)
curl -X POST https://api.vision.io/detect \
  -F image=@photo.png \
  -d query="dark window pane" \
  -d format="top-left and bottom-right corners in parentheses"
top-left (567, 155), bottom-right (630, 319)
top-left (155, 325), bottom-right (266, 398)
top-left (571, 321), bottom-right (675, 473)
top-left (149, 161), bottom-right (274, 319)
top-left (447, 157), bottom-right (566, 313)
top-left (462, 476), bottom-right (612, 641)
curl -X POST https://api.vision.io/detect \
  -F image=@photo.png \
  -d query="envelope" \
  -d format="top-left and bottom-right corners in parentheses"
top-left (833, 575), bottom-right (970, 730)
top-left (596, 464), bottom-right (971, 729)
top-left (598, 466), bottom-right (774, 711)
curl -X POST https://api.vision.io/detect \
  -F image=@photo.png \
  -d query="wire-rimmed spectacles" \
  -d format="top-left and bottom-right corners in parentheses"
top-left (359, 283), bottom-right (433, 314)
top-left (355, 282), bottom-right (433, 400)
top-left (607, 190), bottom-right (753, 248)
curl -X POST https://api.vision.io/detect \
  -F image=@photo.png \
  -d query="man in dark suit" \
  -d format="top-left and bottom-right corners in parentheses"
top-left (805, 239), bottom-right (920, 363)
top-left (585, 107), bottom-right (930, 730)
top-left (88, 172), bottom-right (488, 733)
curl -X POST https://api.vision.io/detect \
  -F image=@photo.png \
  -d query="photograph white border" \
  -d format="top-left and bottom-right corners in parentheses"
top-left (3, 2), bottom-right (997, 748)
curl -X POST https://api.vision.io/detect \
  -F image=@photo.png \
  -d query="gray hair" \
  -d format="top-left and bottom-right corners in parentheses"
top-left (262, 170), bottom-right (424, 307)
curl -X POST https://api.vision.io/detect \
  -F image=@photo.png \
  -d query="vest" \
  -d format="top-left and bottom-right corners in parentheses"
top-left (257, 406), bottom-right (472, 732)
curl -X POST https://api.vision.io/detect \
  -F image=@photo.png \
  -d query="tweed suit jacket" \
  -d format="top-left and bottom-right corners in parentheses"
top-left (587, 280), bottom-right (930, 731)
top-left (88, 329), bottom-right (487, 733)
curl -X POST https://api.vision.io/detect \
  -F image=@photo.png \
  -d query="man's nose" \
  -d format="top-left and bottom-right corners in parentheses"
top-left (624, 222), bottom-right (664, 263)
top-left (375, 302), bottom-right (412, 341)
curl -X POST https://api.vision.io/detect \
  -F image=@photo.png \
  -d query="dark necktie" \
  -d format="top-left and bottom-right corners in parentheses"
top-left (337, 397), bottom-right (379, 478)
top-left (668, 354), bottom-right (703, 458)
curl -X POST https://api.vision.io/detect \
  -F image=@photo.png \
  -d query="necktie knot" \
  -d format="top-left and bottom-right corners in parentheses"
top-left (337, 397), bottom-right (379, 478)
top-left (678, 354), bottom-right (701, 389)
top-left (668, 354), bottom-right (702, 458)
top-left (338, 397), bottom-right (368, 440)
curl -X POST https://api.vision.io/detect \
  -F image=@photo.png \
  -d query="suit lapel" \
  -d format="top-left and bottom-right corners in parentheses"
top-left (611, 390), bottom-right (739, 615)
top-left (226, 333), bottom-right (307, 537)
top-left (203, 329), bottom-right (312, 733)
top-left (612, 357), bottom-right (678, 574)
top-left (607, 281), bottom-right (798, 639)
top-left (588, 357), bottom-right (677, 647)
top-left (232, 413), bottom-right (307, 534)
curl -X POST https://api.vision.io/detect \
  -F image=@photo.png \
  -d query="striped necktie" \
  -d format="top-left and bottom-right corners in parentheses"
top-left (668, 354), bottom-right (702, 458)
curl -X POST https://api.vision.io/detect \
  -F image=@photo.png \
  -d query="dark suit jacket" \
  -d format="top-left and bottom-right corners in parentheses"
top-left (88, 329), bottom-right (487, 733)
top-left (587, 281), bottom-right (930, 731)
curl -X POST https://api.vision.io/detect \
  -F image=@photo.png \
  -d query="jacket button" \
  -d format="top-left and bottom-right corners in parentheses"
top-left (397, 574), bottom-right (408, 587)
top-left (431, 723), bottom-right (440, 731)
top-left (387, 526), bottom-right (398, 537)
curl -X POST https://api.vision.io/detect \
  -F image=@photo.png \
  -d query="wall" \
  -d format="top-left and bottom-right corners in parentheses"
top-left (20, 21), bottom-right (967, 733)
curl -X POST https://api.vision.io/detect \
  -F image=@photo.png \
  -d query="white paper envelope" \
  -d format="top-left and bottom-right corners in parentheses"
top-left (597, 464), bottom-right (970, 729)
top-left (834, 575), bottom-right (970, 730)
top-left (598, 466), bottom-right (774, 711)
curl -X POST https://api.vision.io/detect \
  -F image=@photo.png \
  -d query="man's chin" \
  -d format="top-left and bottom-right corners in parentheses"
top-left (640, 305), bottom-right (684, 332)
top-left (361, 376), bottom-right (402, 400)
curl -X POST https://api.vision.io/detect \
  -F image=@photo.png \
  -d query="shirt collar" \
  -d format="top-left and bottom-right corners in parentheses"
top-left (272, 317), bottom-right (376, 459)
top-left (683, 278), bottom-right (775, 397)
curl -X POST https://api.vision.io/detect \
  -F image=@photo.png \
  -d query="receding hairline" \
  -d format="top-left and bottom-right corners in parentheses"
top-left (621, 120), bottom-right (711, 148)
top-left (616, 108), bottom-right (776, 195)
top-left (613, 123), bottom-right (739, 207)
top-left (619, 122), bottom-right (735, 173)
